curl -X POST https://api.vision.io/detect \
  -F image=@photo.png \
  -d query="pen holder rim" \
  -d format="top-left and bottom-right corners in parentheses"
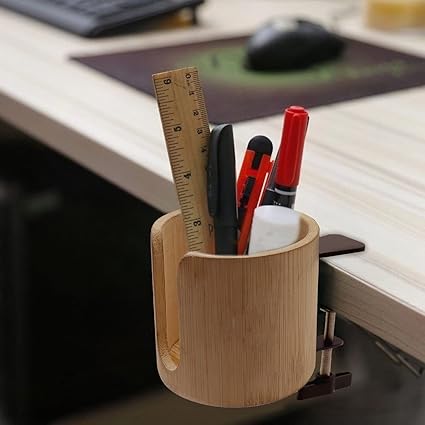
top-left (184, 212), bottom-right (318, 260)
top-left (153, 209), bottom-right (318, 259)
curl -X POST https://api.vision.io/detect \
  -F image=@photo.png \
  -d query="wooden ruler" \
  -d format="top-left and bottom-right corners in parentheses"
top-left (153, 67), bottom-right (215, 253)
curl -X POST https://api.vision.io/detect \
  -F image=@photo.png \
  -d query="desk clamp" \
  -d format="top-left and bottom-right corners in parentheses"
top-left (297, 234), bottom-right (366, 400)
top-left (298, 308), bottom-right (351, 400)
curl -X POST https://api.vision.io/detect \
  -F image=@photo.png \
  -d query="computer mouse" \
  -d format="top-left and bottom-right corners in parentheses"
top-left (245, 18), bottom-right (345, 71)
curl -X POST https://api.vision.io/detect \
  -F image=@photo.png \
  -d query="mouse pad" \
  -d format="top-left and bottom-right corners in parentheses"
top-left (73, 36), bottom-right (425, 123)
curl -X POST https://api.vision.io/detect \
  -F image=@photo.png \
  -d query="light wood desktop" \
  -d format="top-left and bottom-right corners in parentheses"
top-left (0, 0), bottom-right (424, 365)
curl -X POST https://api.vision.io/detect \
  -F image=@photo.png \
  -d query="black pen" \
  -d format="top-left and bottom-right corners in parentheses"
top-left (207, 124), bottom-right (238, 255)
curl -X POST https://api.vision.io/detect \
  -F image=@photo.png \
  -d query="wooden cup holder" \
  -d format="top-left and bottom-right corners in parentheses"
top-left (150, 210), bottom-right (320, 407)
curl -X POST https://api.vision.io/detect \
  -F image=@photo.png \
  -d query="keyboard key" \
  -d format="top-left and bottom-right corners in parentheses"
top-left (0, 0), bottom-right (204, 36)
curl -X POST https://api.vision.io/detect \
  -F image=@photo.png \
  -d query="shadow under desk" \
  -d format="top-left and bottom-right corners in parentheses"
top-left (0, 135), bottom-right (163, 425)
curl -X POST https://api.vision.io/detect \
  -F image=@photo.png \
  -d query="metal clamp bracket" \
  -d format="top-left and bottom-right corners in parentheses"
top-left (297, 234), bottom-right (365, 401)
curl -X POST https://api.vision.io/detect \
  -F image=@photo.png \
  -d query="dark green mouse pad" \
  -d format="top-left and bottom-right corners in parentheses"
top-left (73, 36), bottom-right (425, 123)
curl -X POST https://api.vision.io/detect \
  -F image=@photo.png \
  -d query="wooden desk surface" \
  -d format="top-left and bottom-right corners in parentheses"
top-left (0, 1), bottom-right (424, 361)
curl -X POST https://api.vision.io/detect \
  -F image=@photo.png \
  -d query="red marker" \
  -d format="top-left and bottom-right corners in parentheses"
top-left (273, 106), bottom-right (309, 208)
top-left (237, 136), bottom-right (273, 255)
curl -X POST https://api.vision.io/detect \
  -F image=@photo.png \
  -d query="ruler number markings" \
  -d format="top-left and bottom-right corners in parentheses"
top-left (153, 67), bottom-right (214, 253)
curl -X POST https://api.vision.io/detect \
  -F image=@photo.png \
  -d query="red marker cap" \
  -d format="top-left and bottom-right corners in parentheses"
top-left (275, 106), bottom-right (309, 189)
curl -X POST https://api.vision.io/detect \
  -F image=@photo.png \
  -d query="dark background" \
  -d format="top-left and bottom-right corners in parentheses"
top-left (0, 124), bottom-right (162, 424)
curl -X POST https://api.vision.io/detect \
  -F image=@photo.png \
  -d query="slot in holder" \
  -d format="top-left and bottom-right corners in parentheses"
top-left (150, 210), bottom-right (365, 407)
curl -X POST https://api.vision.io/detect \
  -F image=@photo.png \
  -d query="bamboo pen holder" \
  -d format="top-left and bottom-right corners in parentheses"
top-left (151, 210), bottom-right (320, 408)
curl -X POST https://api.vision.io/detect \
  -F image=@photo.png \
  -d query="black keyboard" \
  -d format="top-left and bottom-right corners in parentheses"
top-left (0, 0), bottom-right (204, 37)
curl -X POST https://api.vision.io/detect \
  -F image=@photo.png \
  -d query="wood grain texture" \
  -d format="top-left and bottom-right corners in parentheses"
top-left (151, 210), bottom-right (320, 407)
top-left (234, 90), bottom-right (425, 362)
top-left (153, 68), bottom-right (214, 254)
top-left (319, 261), bottom-right (425, 362)
top-left (0, 1), bottom-right (424, 361)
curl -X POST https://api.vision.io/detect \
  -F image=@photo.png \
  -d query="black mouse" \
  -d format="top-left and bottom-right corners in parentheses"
top-left (245, 18), bottom-right (345, 71)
